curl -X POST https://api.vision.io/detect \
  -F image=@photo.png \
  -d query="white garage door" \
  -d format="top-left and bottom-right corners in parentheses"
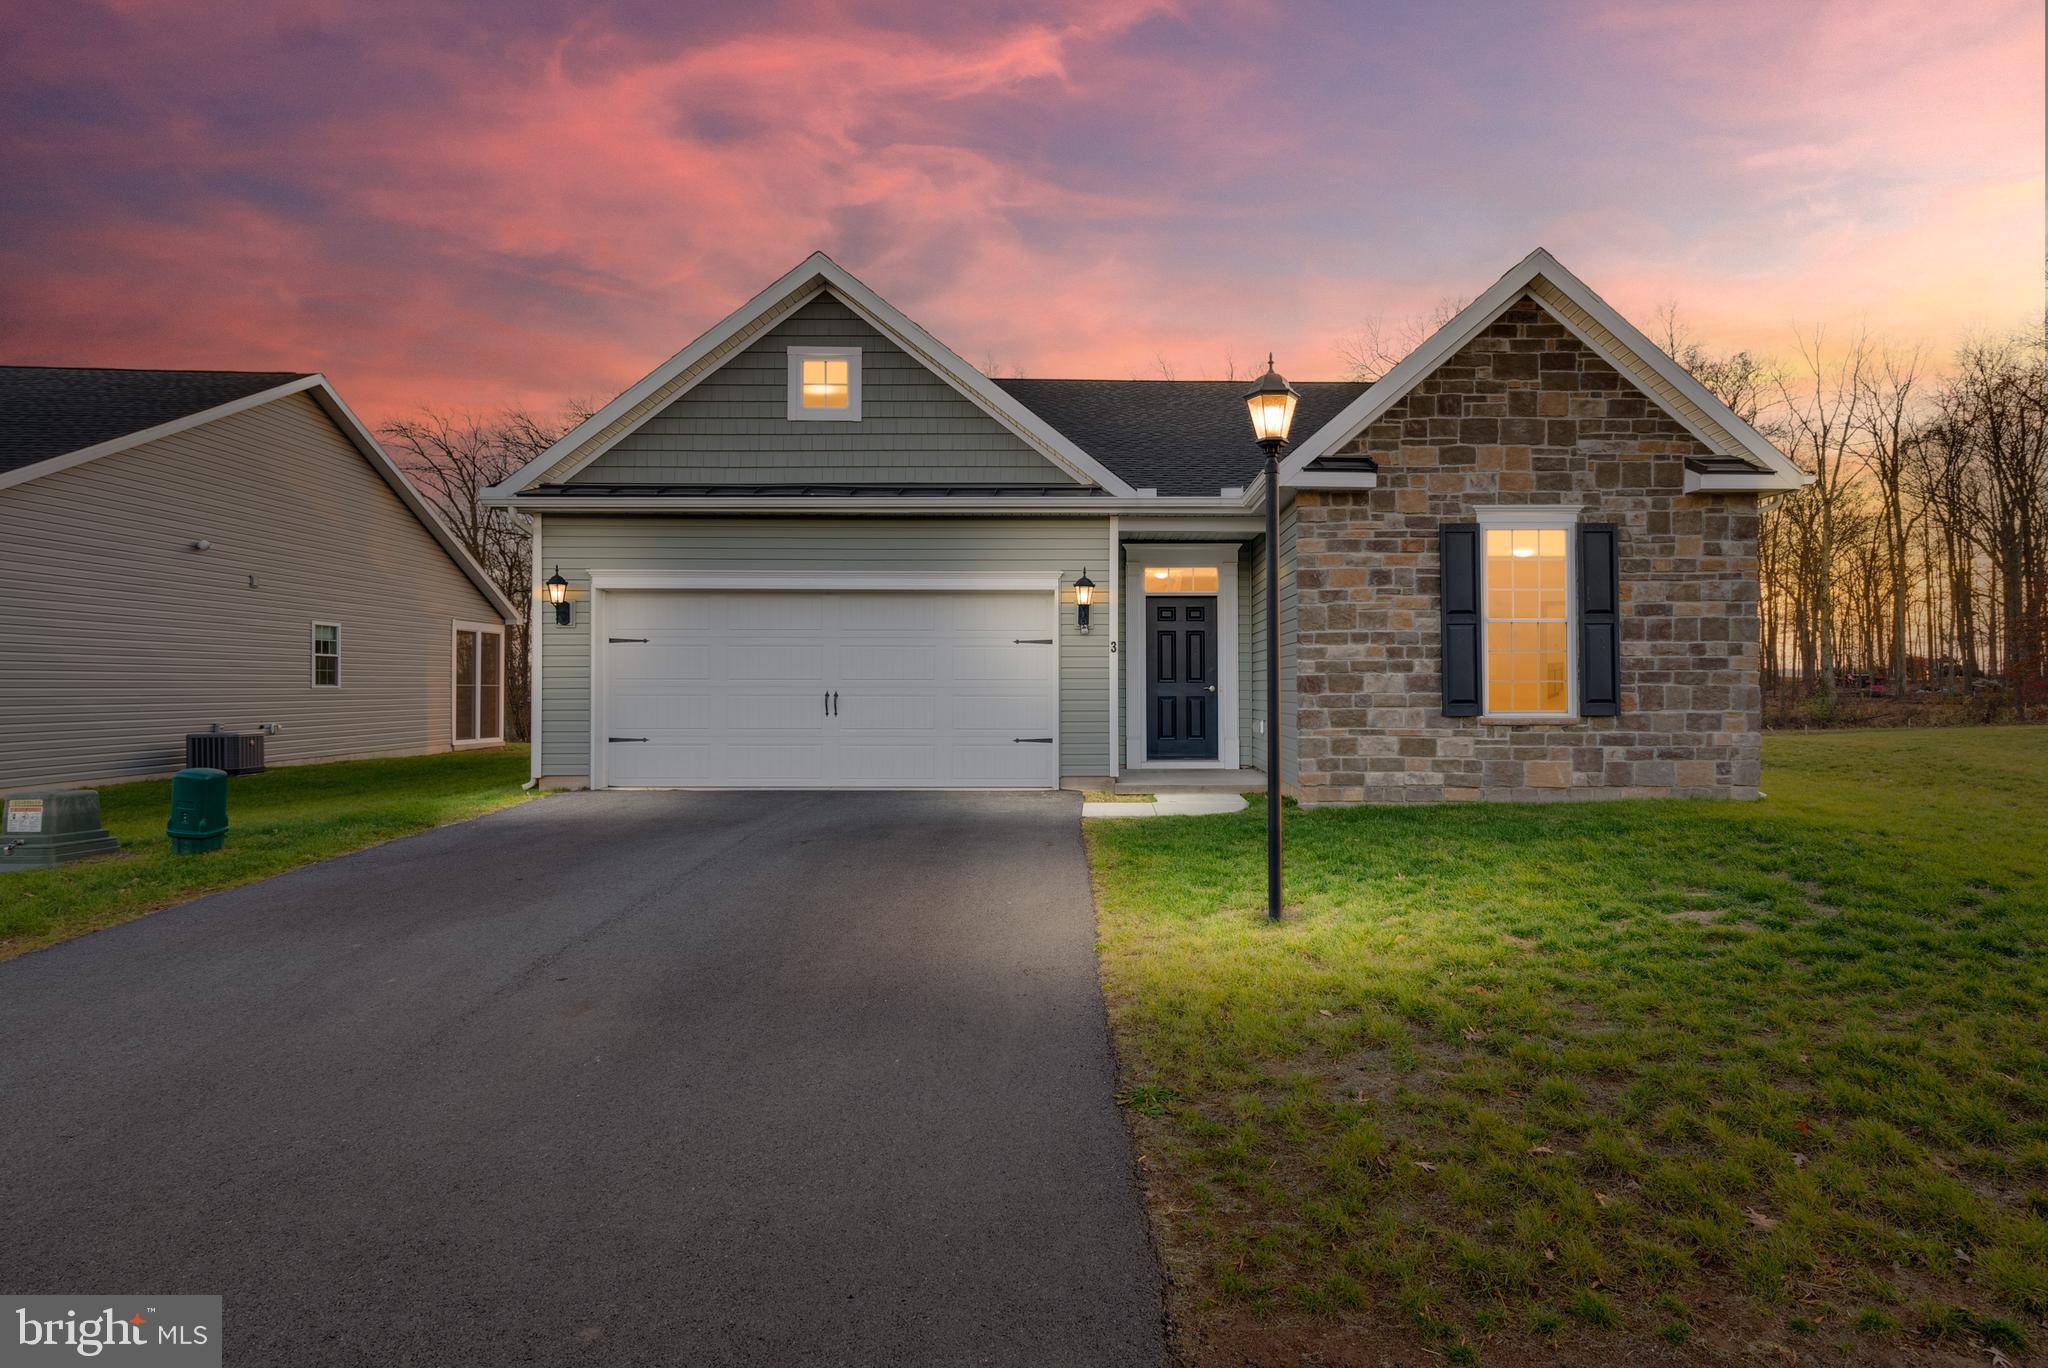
top-left (598, 590), bottom-right (1058, 789)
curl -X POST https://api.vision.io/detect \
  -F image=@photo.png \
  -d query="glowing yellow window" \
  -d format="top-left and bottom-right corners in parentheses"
top-left (1142, 566), bottom-right (1220, 593)
top-left (802, 357), bottom-right (849, 409)
top-left (1484, 527), bottom-right (1570, 714)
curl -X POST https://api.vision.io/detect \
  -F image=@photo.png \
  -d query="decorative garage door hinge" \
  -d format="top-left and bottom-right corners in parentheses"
top-left (1011, 737), bottom-right (1054, 743)
top-left (1012, 638), bottom-right (1053, 644)
top-left (609, 637), bottom-right (649, 643)
top-left (608, 736), bottom-right (648, 743)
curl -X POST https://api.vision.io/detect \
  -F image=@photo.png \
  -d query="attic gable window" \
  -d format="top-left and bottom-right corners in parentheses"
top-left (787, 346), bottom-right (861, 421)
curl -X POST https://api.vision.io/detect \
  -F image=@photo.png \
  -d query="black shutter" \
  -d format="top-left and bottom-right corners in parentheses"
top-left (1578, 522), bottom-right (1620, 716)
top-left (1440, 523), bottom-right (1481, 716)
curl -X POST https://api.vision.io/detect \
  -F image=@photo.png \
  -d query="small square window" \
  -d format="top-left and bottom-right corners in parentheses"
top-left (788, 347), bottom-right (860, 420)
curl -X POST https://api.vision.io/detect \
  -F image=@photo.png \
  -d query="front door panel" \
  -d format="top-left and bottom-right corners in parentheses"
top-left (1146, 595), bottom-right (1218, 761)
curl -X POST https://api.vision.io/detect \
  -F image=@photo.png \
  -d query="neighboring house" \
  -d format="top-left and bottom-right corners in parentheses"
top-left (484, 249), bottom-right (1806, 802)
top-left (0, 368), bottom-right (518, 791)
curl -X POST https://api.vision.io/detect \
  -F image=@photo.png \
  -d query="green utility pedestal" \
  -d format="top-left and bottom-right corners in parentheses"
top-left (0, 789), bottom-right (120, 870)
top-left (167, 767), bottom-right (230, 854)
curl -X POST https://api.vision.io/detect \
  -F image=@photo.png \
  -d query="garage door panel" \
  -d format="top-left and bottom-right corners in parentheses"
top-left (727, 644), bottom-right (826, 681)
top-left (612, 644), bottom-right (711, 682)
top-left (838, 644), bottom-right (938, 680)
top-left (725, 692), bottom-right (831, 731)
top-left (600, 589), bottom-right (1056, 789)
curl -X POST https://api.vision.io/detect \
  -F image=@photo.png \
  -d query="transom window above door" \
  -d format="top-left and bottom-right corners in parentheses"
top-left (1142, 566), bottom-right (1219, 594)
top-left (787, 346), bottom-right (861, 420)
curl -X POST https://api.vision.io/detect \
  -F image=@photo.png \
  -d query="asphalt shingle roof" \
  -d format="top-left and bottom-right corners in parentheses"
top-left (993, 378), bottom-right (1369, 495)
top-left (0, 366), bottom-right (309, 477)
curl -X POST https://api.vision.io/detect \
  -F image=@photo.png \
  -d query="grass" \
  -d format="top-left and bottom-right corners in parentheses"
top-left (1087, 727), bottom-right (2048, 1363)
top-left (0, 746), bottom-right (537, 960)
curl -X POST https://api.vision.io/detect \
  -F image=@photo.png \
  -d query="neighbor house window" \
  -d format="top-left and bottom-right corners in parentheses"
top-left (453, 624), bottom-right (504, 745)
top-left (1142, 566), bottom-right (1221, 594)
top-left (1483, 527), bottom-right (1571, 715)
top-left (311, 622), bottom-right (341, 687)
top-left (787, 346), bottom-right (861, 420)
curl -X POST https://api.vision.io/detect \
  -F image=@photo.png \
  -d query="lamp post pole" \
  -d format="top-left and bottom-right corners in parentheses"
top-left (1243, 355), bottom-right (1297, 924)
top-left (1261, 438), bottom-right (1285, 921)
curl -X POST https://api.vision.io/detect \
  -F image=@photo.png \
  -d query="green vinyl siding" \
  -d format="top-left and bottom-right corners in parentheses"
top-left (574, 294), bottom-right (1076, 487)
top-left (537, 516), bottom-right (1111, 780)
top-left (1247, 499), bottom-right (1298, 784)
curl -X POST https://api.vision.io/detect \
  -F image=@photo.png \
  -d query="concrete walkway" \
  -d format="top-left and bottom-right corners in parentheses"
top-left (1082, 792), bottom-right (1248, 818)
top-left (0, 791), bottom-right (1167, 1367)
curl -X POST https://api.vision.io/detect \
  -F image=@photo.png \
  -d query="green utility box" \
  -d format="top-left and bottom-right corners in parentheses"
top-left (1, 789), bottom-right (120, 870)
top-left (167, 767), bottom-right (229, 854)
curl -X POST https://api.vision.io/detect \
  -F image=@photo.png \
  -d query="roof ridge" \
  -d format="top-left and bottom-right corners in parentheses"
top-left (0, 364), bottom-right (310, 377)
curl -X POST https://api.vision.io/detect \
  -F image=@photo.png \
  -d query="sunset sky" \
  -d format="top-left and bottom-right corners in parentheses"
top-left (2, 0), bottom-right (2040, 428)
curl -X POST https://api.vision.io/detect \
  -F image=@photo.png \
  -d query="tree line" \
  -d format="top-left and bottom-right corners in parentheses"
top-left (1665, 315), bottom-right (2047, 719)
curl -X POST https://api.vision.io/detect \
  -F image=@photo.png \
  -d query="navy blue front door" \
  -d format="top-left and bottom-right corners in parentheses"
top-left (1146, 595), bottom-right (1218, 760)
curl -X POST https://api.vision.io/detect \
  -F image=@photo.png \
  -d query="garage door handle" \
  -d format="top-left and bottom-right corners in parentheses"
top-left (832, 691), bottom-right (839, 716)
top-left (1012, 737), bottom-right (1053, 744)
top-left (609, 736), bottom-right (648, 743)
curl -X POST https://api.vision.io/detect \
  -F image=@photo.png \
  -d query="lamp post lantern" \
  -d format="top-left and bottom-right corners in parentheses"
top-left (1244, 356), bottom-right (1298, 921)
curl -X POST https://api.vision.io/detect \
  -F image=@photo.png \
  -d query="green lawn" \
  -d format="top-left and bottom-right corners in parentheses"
top-left (1089, 728), bottom-right (2048, 1365)
top-left (0, 746), bottom-right (537, 960)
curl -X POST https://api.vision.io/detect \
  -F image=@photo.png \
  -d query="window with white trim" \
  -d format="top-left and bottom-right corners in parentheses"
top-left (454, 624), bottom-right (504, 744)
top-left (787, 346), bottom-right (860, 420)
top-left (1482, 526), bottom-right (1572, 715)
top-left (311, 622), bottom-right (341, 688)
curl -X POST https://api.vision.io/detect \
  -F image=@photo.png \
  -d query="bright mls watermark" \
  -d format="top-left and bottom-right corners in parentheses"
top-left (3, 1298), bottom-right (219, 1366)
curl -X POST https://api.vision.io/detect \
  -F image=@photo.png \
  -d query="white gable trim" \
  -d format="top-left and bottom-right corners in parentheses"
top-left (1281, 248), bottom-right (1808, 493)
top-left (0, 374), bottom-right (518, 622)
top-left (485, 252), bottom-right (1139, 499)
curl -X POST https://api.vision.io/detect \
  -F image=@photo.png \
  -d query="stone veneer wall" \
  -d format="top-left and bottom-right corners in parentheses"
top-left (1292, 295), bottom-right (1764, 804)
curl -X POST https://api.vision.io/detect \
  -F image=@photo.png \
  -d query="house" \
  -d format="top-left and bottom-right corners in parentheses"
top-left (483, 249), bottom-right (1806, 802)
top-left (0, 368), bottom-right (518, 791)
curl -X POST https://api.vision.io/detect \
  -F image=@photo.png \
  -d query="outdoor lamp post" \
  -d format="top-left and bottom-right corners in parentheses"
top-left (1244, 356), bottom-right (1298, 921)
top-left (545, 566), bottom-right (571, 626)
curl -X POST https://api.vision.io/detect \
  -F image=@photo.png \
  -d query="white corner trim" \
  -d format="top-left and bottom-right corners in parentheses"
top-left (1278, 247), bottom-right (1809, 490)
top-left (528, 513), bottom-right (543, 783)
top-left (586, 570), bottom-right (1061, 593)
top-left (1120, 543), bottom-right (1240, 772)
top-left (485, 252), bottom-right (1140, 499)
top-left (785, 345), bottom-right (862, 421)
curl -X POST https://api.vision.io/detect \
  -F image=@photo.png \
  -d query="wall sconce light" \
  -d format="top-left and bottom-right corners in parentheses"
top-left (545, 566), bottom-right (571, 626)
top-left (1074, 568), bottom-right (1095, 634)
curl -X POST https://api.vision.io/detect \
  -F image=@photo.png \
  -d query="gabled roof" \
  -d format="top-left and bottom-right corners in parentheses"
top-left (486, 252), bottom-right (1141, 500)
top-left (1280, 248), bottom-right (1810, 494)
top-left (0, 366), bottom-right (309, 477)
top-left (0, 367), bottom-right (518, 621)
top-left (993, 378), bottom-right (1367, 496)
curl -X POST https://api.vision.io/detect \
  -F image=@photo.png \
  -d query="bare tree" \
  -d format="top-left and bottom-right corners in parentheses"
top-left (1859, 346), bottom-right (1925, 689)
top-left (380, 405), bottom-right (591, 742)
top-left (1776, 329), bottom-right (1872, 705)
top-left (1336, 297), bottom-right (1469, 381)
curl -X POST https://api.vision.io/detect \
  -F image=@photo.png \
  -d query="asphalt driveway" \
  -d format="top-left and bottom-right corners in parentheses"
top-left (0, 791), bottom-right (1166, 1366)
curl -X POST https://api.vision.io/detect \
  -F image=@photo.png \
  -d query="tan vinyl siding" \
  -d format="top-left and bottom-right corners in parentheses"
top-left (0, 393), bottom-right (504, 790)
top-left (574, 295), bottom-right (1076, 487)
top-left (537, 516), bottom-right (1110, 779)
top-left (1526, 278), bottom-right (1751, 464)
